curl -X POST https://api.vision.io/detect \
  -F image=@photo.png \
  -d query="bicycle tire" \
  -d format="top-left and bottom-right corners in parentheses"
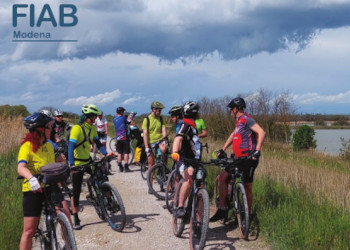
top-left (140, 159), bottom-right (148, 180)
top-left (172, 179), bottom-right (186, 237)
top-left (189, 188), bottom-right (210, 250)
top-left (236, 183), bottom-right (249, 240)
top-left (101, 182), bottom-right (126, 232)
top-left (165, 169), bottom-right (177, 213)
top-left (147, 163), bottom-right (171, 200)
top-left (51, 212), bottom-right (77, 250)
top-left (87, 180), bottom-right (105, 220)
top-left (109, 137), bottom-right (117, 152)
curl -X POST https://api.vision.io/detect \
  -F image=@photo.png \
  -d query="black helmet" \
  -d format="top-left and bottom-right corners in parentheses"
top-left (227, 97), bottom-right (246, 110)
top-left (116, 107), bottom-right (126, 114)
top-left (183, 101), bottom-right (199, 117)
top-left (24, 112), bottom-right (53, 131)
top-left (168, 105), bottom-right (183, 116)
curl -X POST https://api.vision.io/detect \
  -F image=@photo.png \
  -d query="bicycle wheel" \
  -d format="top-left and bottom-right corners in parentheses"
top-left (236, 183), bottom-right (249, 240)
top-left (101, 182), bottom-right (126, 232)
top-left (165, 169), bottom-right (178, 213)
top-left (87, 180), bottom-right (105, 220)
top-left (172, 179), bottom-right (186, 237)
top-left (51, 212), bottom-right (77, 250)
top-left (147, 163), bottom-right (171, 200)
top-left (109, 137), bottom-right (117, 152)
top-left (190, 188), bottom-right (210, 250)
top-left (140, 159), bottom-right (148, 180)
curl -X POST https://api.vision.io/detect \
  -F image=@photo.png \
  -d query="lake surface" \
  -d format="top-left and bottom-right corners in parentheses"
top-left (314, 129), bottom-right (350, 155)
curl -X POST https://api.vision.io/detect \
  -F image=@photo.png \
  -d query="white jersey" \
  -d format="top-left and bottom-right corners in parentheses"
top-left (95, 116), bottom-right (107, 133)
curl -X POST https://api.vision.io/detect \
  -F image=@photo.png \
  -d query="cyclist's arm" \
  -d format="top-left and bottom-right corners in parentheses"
top-left (17, 162), bottom-right (34, 180)
top-left (198, 129), bottom-right (208, 138)
top-left (221, 131), bottom-right (234, 151)
top-left (143, 129), bottom-right (149, 148)
top-left (172, 135), bottom-right (183, 153)
top-left (68, 139), bottom-right (76, 166)
top-left (250, 123), bottom-right (265, 151)
top-left (93, 136), bottom-right (107, 155)
top-left (162, 125), bottom-right (167, 139)
top-left (104, 121), bottom-right (108, 135)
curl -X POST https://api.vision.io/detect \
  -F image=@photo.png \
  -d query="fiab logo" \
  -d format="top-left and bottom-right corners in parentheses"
top-left (12, 2), bottom-right (78, 42)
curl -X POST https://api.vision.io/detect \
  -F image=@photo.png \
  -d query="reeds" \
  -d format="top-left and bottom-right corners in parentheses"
top-left (0, 116), bottom-right (26, 155)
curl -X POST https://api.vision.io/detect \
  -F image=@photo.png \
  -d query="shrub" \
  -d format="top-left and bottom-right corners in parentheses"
top-left (339, 137), bottom-right (350, 160)
top-left (292, 125), bottom-right (316, 151)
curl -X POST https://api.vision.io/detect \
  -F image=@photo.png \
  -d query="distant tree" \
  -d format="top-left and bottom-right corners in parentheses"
top-left (292, 125), bottom-right (316, 151)
top-left (339, 137), bottom-right (350, 160)
top-left (0, 104), bottom-right (30, 117)
top-left (333, 116), bottom-right (348, 126)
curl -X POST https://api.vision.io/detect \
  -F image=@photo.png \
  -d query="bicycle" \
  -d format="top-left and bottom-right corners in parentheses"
top-left (171, 158), bottom-right (210, 250)
top-left (71, 157), bottom-right (126, 232)
top-left (165, 143), bottom-right (209, 213)
top-left (212, 157), bottom-right (250, 240)
top-left (146, 138), bottom-right (173, 200)
top-left (17, 175), bottom-right (77, 250)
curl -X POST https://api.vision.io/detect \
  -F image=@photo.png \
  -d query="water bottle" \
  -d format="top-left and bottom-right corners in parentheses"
top-left (157, 148), bottom-right (161, 157)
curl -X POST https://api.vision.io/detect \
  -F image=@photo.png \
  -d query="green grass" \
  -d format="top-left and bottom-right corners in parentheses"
top-left (0, 148), bottom-right (23, 250)
top-left (253, 178), bottom-right (350, 250)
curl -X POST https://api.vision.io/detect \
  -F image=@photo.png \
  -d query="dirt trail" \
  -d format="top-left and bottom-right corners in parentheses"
top-left (71, 156), bottom-right (270, 250)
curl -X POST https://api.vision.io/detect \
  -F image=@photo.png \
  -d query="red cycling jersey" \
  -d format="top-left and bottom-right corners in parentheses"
top-left (232, 113), bottom-right (257, 158)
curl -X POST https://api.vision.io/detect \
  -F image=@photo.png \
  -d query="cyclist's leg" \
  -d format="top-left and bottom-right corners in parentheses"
top-left (178, 166), bottom-right (193, 208)
top-left (218, 170), bottom-right (229, 208)
top-left (20, 192), bottom-right (43, 250)
top-left (159, 141), bottom-right (168, 165)
top-left (241, 159), bottom-right (258, 214)
top-left (123, 139), bottom-right (131, 172)
top-left (116, 141), bottom-right (124, 172)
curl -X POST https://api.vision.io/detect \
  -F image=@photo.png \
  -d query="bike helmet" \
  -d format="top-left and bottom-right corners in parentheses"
top-left (116, 107), bottom-right (126, 114)
top-left (130, 110), bottom-right (137, 115)
top-left (24, 112), bottom-right (53, 131)
top-left (40, 109), bottom-right (53, 118)
top-left (183, 101), bottom-right (199, 117)
top-left (82, 104), bottom-right (100, 115)
top-left (168, 105), bottom-right (183, 116)
top-left (151, 101), bottom-right (165, 109)
top-left (227, 97), bottom-right (246, 110)
top-left (53, 109), bottom-right (63, 116)
top-left (99, 111), bottom-right (103, 115)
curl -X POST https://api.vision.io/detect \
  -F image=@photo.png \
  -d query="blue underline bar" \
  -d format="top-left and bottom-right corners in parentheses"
top-left (12, 40), bottom-right (78, 42)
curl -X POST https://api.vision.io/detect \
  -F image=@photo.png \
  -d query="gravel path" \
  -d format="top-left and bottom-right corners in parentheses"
top-left (71, 157), bottom-right (270, 250)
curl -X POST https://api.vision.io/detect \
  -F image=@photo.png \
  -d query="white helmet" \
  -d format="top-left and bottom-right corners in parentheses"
top-left (54, 109), bottom-right (64, 116)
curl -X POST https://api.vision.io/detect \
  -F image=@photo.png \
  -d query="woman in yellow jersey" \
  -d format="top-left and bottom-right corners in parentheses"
top-left (17, 112), bottom-right (70, 250)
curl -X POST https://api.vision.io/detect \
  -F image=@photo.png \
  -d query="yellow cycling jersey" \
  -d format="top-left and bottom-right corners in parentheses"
top-left (17, 141), bottom-right (55, 192)
top-left (69, 122), bottom-right (98, 166)
top-left (142, 114), bottom-right (165, 144)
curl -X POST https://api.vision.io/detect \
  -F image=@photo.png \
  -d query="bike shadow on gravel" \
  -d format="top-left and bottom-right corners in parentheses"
top-left (120, 212), bottom-right (161, 234)
top-left (205, 216), bottom-right (261, 249)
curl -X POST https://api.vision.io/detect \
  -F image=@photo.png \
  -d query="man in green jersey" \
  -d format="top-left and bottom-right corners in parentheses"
top-left (142, 101), bottom-right (168, 169)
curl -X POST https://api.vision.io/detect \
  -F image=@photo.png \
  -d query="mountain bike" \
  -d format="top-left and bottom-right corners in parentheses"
top-left (17, 175), bottom-right (77, 250)
top-left (71, 157), bottom-right (126, 232)
top-left (171, 158), bottom-right (210, 250)
top-left (147, 138), bottom-right (173, 200)
top-left (212, 157), bottom-right (250, 240)
top-left (165, 143), bottom-right (209, 213)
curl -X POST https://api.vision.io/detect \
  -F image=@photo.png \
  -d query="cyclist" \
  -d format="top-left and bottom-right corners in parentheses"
top-left (142, 101), bottom-right (168, 171)
top-left (17, 112), bottom-right (71, 250)
top-left (95, 111), bottom-right (108, 149)
top-left (128, 111), bottom-right (143, 148)
top-left (195, 113), bottom-right (208, 139)
top-left (113, 107), bottom-right (132, 173)
top-left (51, 109), bottom-right (71, 143)
top-left (68, 104), bottom-right (113, 229)
top-left (169, 105), bottom-right (183, 134)
top-left (171, 101), bottom-right (201, 218)
top-left (210, 97), bottom-right (265, 222)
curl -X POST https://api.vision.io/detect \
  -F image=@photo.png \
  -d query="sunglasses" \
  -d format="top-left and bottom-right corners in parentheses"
top-left (155, 108), bottom-right (162, 111)
top-left (56, 115), bottom-right (63, 118)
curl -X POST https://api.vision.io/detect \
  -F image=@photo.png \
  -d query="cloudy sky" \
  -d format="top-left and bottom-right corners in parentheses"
top-left (1, 0), bottom-right (350, 115)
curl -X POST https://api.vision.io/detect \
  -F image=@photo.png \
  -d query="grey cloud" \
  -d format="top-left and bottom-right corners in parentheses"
top-left (2, 1), bottom-right (350, 61)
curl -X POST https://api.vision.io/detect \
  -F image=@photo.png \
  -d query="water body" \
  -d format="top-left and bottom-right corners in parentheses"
top-left (314, 129), bottom-right (350, 155)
